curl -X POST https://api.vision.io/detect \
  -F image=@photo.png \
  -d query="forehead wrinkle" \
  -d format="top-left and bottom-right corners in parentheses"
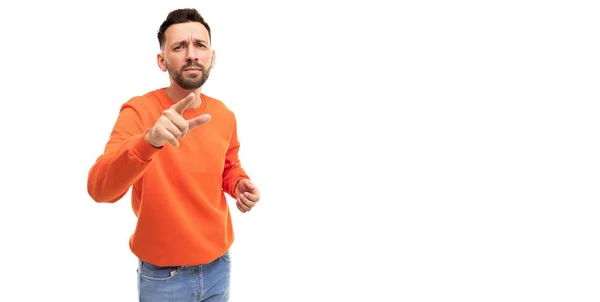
top-left (164, 23), bottom-right (210, 47)
top-left (170, 36), bottom-right (208, 47)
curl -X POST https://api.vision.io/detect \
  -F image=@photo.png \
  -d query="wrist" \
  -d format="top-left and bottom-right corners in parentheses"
top-left (234, 178), bottom-right (247, 192)
top-left (145, 129), bottom-right (162, 148)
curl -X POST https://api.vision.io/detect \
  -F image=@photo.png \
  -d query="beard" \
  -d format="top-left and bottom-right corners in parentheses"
top-left (165, 60), bottom-right (211, 90)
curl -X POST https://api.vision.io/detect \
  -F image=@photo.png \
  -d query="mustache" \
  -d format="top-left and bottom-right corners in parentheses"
top-left (181, 62), bottom-right (206, 71)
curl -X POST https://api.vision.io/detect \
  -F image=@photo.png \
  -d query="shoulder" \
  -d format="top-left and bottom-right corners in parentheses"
top-left (120, 89), bottom-right (164, 112)
top-left (125, 89), bottom-right (163, 106)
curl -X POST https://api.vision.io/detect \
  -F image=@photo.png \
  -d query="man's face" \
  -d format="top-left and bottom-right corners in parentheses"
top-left (159, 22), bottom-right (214, 90)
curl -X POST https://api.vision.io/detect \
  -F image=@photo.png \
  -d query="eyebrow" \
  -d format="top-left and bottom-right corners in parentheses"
top-left (171, 39), bottom-right (208, 47)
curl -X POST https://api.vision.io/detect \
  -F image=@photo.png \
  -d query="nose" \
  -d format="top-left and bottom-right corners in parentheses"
top-left (185, 47), bottom-right (199, 61)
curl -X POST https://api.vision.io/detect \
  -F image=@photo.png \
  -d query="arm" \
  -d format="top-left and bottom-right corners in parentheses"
top-left (87, 103), bottom-right (162, 203)
top-left (222, 116), bottom-right (250, 198)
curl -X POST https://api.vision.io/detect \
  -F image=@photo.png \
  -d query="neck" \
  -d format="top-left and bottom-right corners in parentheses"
top-left (165, 85), bottom-right (203, 109)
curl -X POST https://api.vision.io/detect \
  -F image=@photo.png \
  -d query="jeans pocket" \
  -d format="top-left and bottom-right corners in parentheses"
top-left (140, 261), bottom-right (181, 281)
top-left (221, 250), bottom-right (231, 262)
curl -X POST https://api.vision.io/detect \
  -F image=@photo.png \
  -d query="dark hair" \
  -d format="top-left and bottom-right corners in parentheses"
top-left (157, 8), bottom-right (211, 49)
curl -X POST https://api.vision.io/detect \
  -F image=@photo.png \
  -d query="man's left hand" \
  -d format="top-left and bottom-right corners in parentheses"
top-left (234, 178), bottom-right (260, 213)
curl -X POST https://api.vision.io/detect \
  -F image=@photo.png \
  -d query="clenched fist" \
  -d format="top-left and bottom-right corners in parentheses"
top-left (234, 178), bottom-right (261, 213)
top-left (146, 93), bottom-right (211, 148)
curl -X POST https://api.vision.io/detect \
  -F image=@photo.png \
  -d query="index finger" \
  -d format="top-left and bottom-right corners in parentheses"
top-left (243, 191), bottom-right (260, 202)
top-left (171, 93), bottom-right (195, 114)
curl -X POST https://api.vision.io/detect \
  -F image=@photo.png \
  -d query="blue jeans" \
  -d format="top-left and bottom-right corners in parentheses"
top-left (137, 250), bottom-right (231, 301)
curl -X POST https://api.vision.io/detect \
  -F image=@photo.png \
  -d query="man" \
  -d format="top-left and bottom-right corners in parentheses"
top-left (87, 8), bottom-right (260, 301)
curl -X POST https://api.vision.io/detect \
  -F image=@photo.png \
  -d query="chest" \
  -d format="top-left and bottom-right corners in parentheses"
top-left (158, 121), bottom-right (231, 174)
top-left (141, 103), bottom-right (233, 171)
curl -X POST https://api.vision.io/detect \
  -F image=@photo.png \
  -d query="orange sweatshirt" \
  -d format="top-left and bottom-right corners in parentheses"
top-left (87, 88), bottom-right (249, 267)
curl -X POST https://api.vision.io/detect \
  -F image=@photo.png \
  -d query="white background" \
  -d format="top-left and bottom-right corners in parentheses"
top-left (0, 0), bottom-right (599, 301)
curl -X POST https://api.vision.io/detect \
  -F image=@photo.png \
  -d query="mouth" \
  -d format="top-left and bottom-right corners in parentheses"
top-left (184, 67), bottom-right (202, 71)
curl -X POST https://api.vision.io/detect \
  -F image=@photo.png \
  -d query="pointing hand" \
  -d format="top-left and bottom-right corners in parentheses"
top-left (145, 93), bottom-right (211, 147)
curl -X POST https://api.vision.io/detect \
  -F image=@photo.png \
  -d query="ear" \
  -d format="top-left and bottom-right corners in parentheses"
top-left (157, 53), bottom-right (167, 72)
top-left (210, 50), bottom-right (216, 68)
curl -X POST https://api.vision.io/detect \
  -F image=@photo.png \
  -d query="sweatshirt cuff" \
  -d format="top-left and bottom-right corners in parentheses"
top-left (131, 134), bottom-right (162, 161)
top-left (228, 175), bottom-right (249, 197)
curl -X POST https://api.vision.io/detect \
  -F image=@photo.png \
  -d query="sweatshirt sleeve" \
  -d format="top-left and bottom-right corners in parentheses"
top-left (87, 102), bottom-right (162, 203)
top-left (222, 115), bottom-right (250, 198)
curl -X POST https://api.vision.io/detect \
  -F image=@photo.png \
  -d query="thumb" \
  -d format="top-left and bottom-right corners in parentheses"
top-left (187, 114), bottom-right (211, 131)
top-left (244, 179), bottom-right (256, 191)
